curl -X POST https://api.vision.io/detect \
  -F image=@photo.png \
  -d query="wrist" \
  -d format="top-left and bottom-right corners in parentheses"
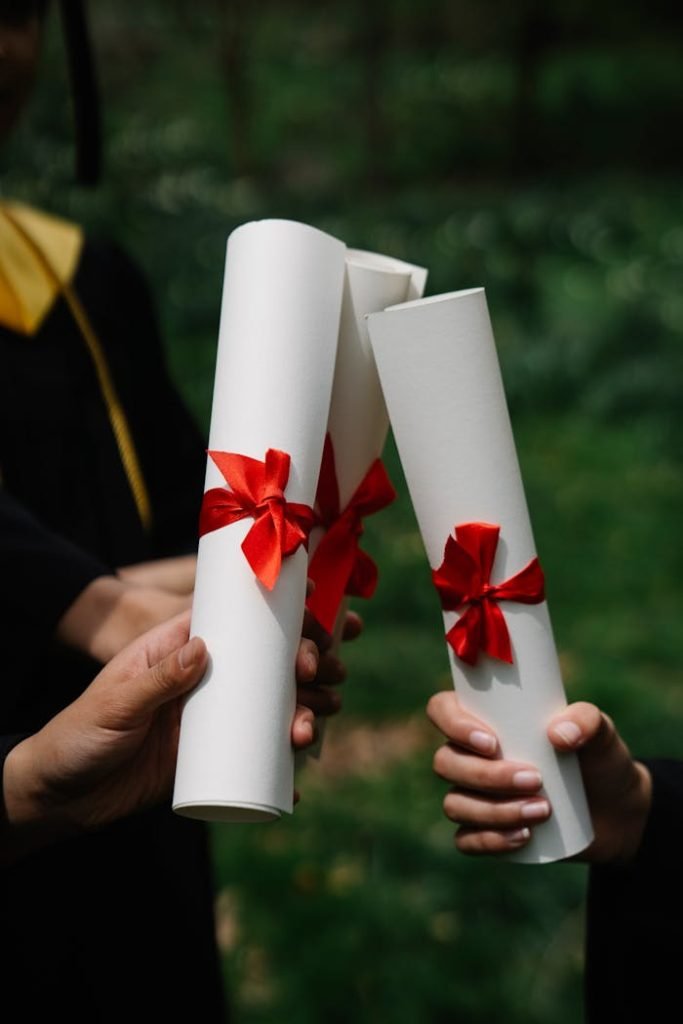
top-left (1, 735), bottom-right (76, 863)
top-left (616, 760), bottom-right (652, 864)
top-left (56, 575), bottom-right (128, 662)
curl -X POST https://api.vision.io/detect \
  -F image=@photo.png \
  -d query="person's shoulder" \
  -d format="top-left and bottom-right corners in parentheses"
top-left (79, 234), bottom-right (148, 290)
top-left (75, 233), bottom-right (157, 326)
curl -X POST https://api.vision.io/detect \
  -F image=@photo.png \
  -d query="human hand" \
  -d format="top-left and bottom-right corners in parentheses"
top-left (117, 555), bottom-right (197, 595)
top-left (3, 613), bottom-right (318, 860)
top-left (56, 575), bottom-right (192, 664)
top-left (296, 605), bottom-right (363, 721)
top-left (427, 691), bottom-right (652, 864)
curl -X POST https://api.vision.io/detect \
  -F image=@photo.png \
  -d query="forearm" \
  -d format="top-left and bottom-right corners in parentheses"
top-left (56, 575), bottom-right (191, 663)
top-left (117, 555), bottom-right (196, 595)
top-left (0, 486), bottom-right (109, 635)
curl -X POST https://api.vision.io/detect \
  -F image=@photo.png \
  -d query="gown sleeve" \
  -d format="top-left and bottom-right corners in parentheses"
top-left (584, 758), bottom-right (683, 1020)
top-left (0, 483), bottom-right (109, 632)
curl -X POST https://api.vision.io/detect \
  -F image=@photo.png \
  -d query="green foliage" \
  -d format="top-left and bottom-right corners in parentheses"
top-left (3, 3), bottom-right (682, 1020)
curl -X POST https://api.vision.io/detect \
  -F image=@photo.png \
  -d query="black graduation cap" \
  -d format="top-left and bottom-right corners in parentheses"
top-left (0, 0), bottom-right (101, 183)
top-left (59, 0), bottom-right (101, 186)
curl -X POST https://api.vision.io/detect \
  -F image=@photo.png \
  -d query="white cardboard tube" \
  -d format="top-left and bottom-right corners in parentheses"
top-left (326, 249), bottom-right (427, 509)
top-left (173, 219), bottom-right (346, 822)
top-left (308, 249), bottom-right (427, 625)
top-left (367, 288), bottom-right (593, 863)
top-left (304, 250), bottom-right (426, 758)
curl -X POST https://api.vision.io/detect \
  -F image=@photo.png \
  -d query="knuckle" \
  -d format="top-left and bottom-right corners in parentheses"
top-left (442, 792), bottom-right (462, 822)
top-left (150, 658), bottom-right (171, 694)
top-left (471, 760), bottom-right (502, 791)
top-left (432, 745), bottom-right (453, 779)
top-left (456, 828), bottom-right (484, 856)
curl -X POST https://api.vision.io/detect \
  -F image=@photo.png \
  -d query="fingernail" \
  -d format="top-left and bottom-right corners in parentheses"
top-left (521, 799), bottom-right (550, 821)
top-left (507, 828), bottom-right (531, 846)
top-left (553, 721), bottom-right (582, 748)
top-left (469, 730), bottom-right (496, 754)
top-left (513, 770), bottom-right (542, 790)
top-left (179, 636), bottom-right (202, 670)
top-left (305, 651), bottom-right (318, 676)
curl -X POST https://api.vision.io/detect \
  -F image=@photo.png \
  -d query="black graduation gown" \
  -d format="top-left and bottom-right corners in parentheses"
top-left (585, 759), bottom-right (683, 1022)
top-left (0, 238), bottom-right (228, 1021)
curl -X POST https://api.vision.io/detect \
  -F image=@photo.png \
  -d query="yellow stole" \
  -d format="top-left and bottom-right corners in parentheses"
top-left (0, 202), bottom-right (152, 529)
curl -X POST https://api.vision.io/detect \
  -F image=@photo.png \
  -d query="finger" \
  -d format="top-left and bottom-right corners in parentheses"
top-left (341, 611), bottom-right (363, 643)
top-left (296, 684), bottom-right (342, 717)
top-left (455, 825), bottom-right (532, 855)
top-left (548, 702), bottom-right (615, 753)
top-left (301, 609), bottom-right (333, 653)
top-left (427, 691), bottom-right (499, 756)
top-left (295, 639), bottom-right (319, 684)
top-left (291, 705), bottom-right (315, 750)
top-left (432, 744), bottom-right (542, 795)
top-left (443, 790), bottom-right (551, 829)
top-left (137, 610), bottom-right (193, 669)
top-left (315, 652), bottom-right (347, 687)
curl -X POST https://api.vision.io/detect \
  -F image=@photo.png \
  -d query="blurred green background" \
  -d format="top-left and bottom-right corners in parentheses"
top-left (4, 1), bottom-right (682, 1020)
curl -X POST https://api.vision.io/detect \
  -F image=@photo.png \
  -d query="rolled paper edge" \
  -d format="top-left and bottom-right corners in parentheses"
top-left (173, 799), bottom-right (284, 824)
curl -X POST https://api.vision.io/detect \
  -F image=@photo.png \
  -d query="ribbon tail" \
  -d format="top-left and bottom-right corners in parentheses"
top-left (346, 547), bottom-right (378, 599)
top-left (242, 512), bottom-right (281, 590)
top-left (481, 600), bottom-right (513, 664)
top-left (445, 605), bottom-right (483, 666)
top-left (307, 523), bottom-right (360, 633)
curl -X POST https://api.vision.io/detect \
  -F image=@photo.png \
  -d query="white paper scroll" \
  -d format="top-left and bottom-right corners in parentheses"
top-left (367, 289), bottom-right (593, 863)
top-left (327, 250), bottom-right (427, 511)
top-left (173, 219), bottom-right (346, 822)
top-left (303, 250), bottom-right (427, 758)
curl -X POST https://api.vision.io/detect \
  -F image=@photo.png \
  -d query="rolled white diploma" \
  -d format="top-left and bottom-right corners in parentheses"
top-left (327, 249), bottom-right (427, 512)
top-left (173, 219), bottom-right (346, 823)
top-left (307, 250), bottom-right (427, 631)
top-left (367, 288), bottom-right (593, 863)
top-left (303, 251), bottom-right (426, 758)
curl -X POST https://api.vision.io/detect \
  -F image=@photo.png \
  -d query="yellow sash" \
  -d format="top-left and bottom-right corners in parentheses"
top-left (0, 202), bottom-right (83, 335)
top-left (0, 201), bottom-right (152, 529)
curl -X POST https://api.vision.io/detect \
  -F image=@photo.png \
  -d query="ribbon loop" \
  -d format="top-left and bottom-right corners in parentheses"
top-left (306, 435), bottom-right (396, 633)
top-left (432, 522), bottom-right (545, 666)
top-left (199, 448), bottom-right (315, 590)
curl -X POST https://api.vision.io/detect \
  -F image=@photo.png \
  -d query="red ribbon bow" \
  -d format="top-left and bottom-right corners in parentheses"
top-left (306, 434), bottom-right (396, 633)
top-left (431, 522), bottom-right (545, 666)
top-left (199, 448), bottom-right (315, 590)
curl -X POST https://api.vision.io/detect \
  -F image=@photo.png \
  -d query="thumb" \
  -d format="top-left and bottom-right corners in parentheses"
top-left (547, 701), bottom-right (615, 754)
top-left (116, 636), bottom-right (208, 723)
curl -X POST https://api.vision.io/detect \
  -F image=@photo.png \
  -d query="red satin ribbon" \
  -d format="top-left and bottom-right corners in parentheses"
top-left (199, 448), bottom-right (315, 590)
top-left (431, 521), bottom-right (545, 666)
top-left (306, 434), bottom-right (396, 633)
